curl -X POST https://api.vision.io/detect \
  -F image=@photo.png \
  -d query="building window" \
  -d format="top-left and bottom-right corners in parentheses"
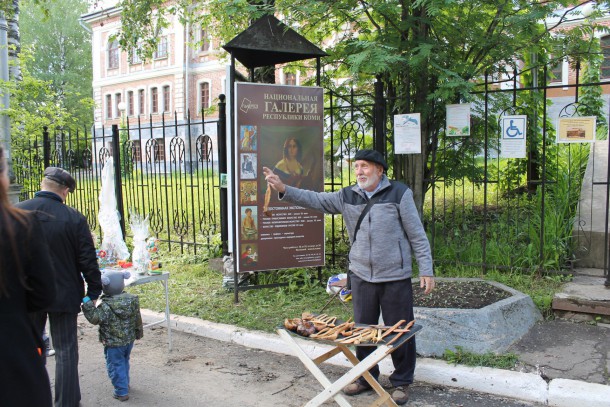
top-left (285, 73), bottom-right (296, 85)
top-left (132, 141), bottom-right (141, 162)
top-left (127, 91), bottom-right (134, 116)
top-left (154, 138), bottom-right (165, 162)
top-left (138, 89), bottom-right (145, 115)
top-left (108, 40), bottom-right (119, 69)
top-left (602, 36), bottom-right (610, 79)
top-left (106, 94), bottom-right (112, 119)
top-left (130, 46), bottom-right (142, 64)
top-left (200, 82), bottom-right (210, 110)
top-left (198, 135), bottom-right (211, 162)
top-left (163, 85), bottom-right (170, 112)
top-left (154, 36), bottom-right (168, 59)
top-left (200, 29), bottom-right (210, 52)
top-left (549, 57), bottom-right (563, 83)
top-left (151, 88), bottom-right (158, 113)
top-left (115, 93), bottom-right (122, 118)
top-left (145, 138), bottom-right (165, 163)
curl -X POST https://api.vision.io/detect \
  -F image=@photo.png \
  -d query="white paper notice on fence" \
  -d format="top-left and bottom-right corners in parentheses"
top-left (446, 103), bottom-right (471, 136)
top-left (394, 113), bottom-right (422, 154)
top-left (557, 117), bottom-right (596, 143)
top-left (500, 115), bottom-right (527, 159)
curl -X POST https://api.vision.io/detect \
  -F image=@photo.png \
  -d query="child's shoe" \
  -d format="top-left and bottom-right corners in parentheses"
top-left (113, 394), bottom-right (129, 402)
top-left (44, 337), bottom-right (55, 357)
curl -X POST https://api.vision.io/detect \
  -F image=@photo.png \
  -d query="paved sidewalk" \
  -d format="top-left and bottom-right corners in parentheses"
top-left (142, 310), bottom-right (610, 407)
top-left (54, 316), bottom-right (544, 406)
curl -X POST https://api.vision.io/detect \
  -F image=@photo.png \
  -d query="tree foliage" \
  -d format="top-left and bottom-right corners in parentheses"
top-left (19, 0), bottom-right (94, 127)
top-left (99, 1), bottom-right (610, 209)
top-left (1, 48), bottom-right (92, 145)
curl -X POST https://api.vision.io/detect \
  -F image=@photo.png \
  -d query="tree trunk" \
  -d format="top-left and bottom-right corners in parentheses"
top-left (7, 0), bottom-right (21, 81)
top-left (396, 2), bottom-right (429, 215)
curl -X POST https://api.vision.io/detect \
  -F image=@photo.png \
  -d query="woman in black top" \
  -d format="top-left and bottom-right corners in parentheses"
top-left (0, 145), bottom-right (55, 407)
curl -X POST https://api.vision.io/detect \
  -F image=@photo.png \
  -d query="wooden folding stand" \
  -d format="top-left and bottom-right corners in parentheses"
top-left (277, 324), bottom-right (421, 407)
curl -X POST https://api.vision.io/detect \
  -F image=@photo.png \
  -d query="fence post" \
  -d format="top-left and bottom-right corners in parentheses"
top-left (43, 126), bottom-right (50, 168)
top-left (218, 94), bottom-right (229, 256)
top-left (374, 75), bottom-right (386, 157)
top-left (111, 124), bottom-right (126, 239)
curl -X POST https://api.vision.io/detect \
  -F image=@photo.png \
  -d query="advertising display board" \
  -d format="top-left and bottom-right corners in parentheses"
top-left (235, 83), bottom-right (325, 273)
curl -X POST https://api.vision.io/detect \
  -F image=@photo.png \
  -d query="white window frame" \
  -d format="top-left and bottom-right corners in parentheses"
top-left (199, 27), bottom-right (211, 53)
top-left (105, 94), bottom-right (113, 119)
top-left (197, 80), bottom-right (212, 112)
top-left (161, 83), bottom-right (172, 113)
top-left (114, 92), bottom-right (123, 118)
top-left (107, 39), bottom-right (120, 69)
top-left (154, 35), bottom-right (169, 60)
top-left (150, 87), bottom-right (159, 114)
top-left (137, 88), bottom-right (146, 116)
top-left (126, 90), bottom-right (135, 117)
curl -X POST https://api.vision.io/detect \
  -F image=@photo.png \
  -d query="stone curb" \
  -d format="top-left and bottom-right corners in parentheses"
top-left (141, 309), bottom-right (609, 406)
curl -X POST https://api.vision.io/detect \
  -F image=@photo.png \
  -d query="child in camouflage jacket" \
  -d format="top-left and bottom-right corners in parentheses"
top-left (82, 270), bottom-right (143, 402)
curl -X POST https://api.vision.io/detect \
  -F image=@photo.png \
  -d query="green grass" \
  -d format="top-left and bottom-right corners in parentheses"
top-left (126, 255), bottom-right (353, 332)
top-left (443, 346), bottom-right (519, 369)
top-left (126, 255), bottom-right (567, 335)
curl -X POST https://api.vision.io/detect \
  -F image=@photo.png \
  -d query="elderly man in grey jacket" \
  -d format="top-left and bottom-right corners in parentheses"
top-left (263, 149), bottom-right (434, 405)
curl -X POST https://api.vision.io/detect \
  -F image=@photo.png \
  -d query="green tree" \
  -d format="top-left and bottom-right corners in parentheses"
top-left (19, 0), bottom-right (94, 127)
top-left (113, 0), bottom-right (608, 210)
top-left (1, 48), bottom-right (77, 144)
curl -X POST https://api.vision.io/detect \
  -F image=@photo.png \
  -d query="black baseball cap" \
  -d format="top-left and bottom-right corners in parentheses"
top-left (44, 167), bottom-right (76, 193)
top-left (353, 149), bottom-right (388, 171)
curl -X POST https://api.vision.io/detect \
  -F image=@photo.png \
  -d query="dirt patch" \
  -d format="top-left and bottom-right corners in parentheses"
top-left (413, 280), bottom-right (511, 309)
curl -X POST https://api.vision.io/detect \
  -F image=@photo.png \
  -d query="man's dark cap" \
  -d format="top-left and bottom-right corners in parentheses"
top-left (353, 149), bottom-right (388, 171)
top-left (44, 167), bottom-right (76, 192)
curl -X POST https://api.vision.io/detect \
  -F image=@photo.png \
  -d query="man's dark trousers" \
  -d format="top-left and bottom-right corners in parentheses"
top-left (32, 311), bottom-right (81, 407)
top-left (351, 274), bottom-right (416, 387)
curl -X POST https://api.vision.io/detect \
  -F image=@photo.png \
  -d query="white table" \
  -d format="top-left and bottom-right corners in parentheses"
top-left (127, 272), bottom-right (172, 350)
top-left (277, 324), bottom-right (421, 407)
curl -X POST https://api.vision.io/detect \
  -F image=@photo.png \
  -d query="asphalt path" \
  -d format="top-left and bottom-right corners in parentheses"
top-left (44, 315), bottom-right (544, 407)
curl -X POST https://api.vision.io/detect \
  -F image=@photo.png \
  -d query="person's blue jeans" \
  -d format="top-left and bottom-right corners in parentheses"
top-left (104, 342), bottom-right (134, 397)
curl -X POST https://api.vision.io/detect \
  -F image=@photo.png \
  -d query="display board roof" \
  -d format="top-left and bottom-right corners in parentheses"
top-left (223, 15), bottom-right (327, 69)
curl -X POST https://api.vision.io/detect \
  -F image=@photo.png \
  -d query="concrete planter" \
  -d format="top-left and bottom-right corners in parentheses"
top-left (414, 278), bottom-right (542, 357)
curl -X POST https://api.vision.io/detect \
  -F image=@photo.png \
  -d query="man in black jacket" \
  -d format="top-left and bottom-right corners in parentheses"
top-left (17, 167), bottom-right (102, 407)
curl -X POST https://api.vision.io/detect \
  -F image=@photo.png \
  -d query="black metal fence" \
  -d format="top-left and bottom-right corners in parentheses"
top-left (11, 69), bottom-right (610, 285)
top-left (12, 111), bottom-right (220, 255)
top-left (323, 72), bottom-right (609, 284)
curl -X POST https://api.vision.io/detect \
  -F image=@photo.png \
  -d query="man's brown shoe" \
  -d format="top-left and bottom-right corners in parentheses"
top-left (343, 381), bottom-right (372, 396)
top-left (391, 385), bottom-right (409, 405)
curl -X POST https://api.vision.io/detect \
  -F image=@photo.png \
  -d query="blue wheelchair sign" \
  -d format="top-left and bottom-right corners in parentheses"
top-left (502, 116), bottom-right (526, 139)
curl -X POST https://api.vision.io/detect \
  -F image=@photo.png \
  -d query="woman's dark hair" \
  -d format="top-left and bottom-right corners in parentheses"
top-left (282, 137), bottom-right (302, 162)
top-left (0, 145), bottom-right (31, 297)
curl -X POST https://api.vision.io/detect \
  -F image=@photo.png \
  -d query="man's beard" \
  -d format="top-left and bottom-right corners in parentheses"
top-left (357, 172), bottom-right (380, 191)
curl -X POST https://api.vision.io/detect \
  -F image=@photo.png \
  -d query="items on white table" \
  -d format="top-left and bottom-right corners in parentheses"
top-left (98, 157), bottom-right (130, 263)
top-left (130, 212), bottom-right (151, 276)
top-left (146, 237), bottom-right (162, 275)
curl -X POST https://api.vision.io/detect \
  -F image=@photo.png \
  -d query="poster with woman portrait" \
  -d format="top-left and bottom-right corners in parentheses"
top-left (235, 83), bottom-right (325, 273)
